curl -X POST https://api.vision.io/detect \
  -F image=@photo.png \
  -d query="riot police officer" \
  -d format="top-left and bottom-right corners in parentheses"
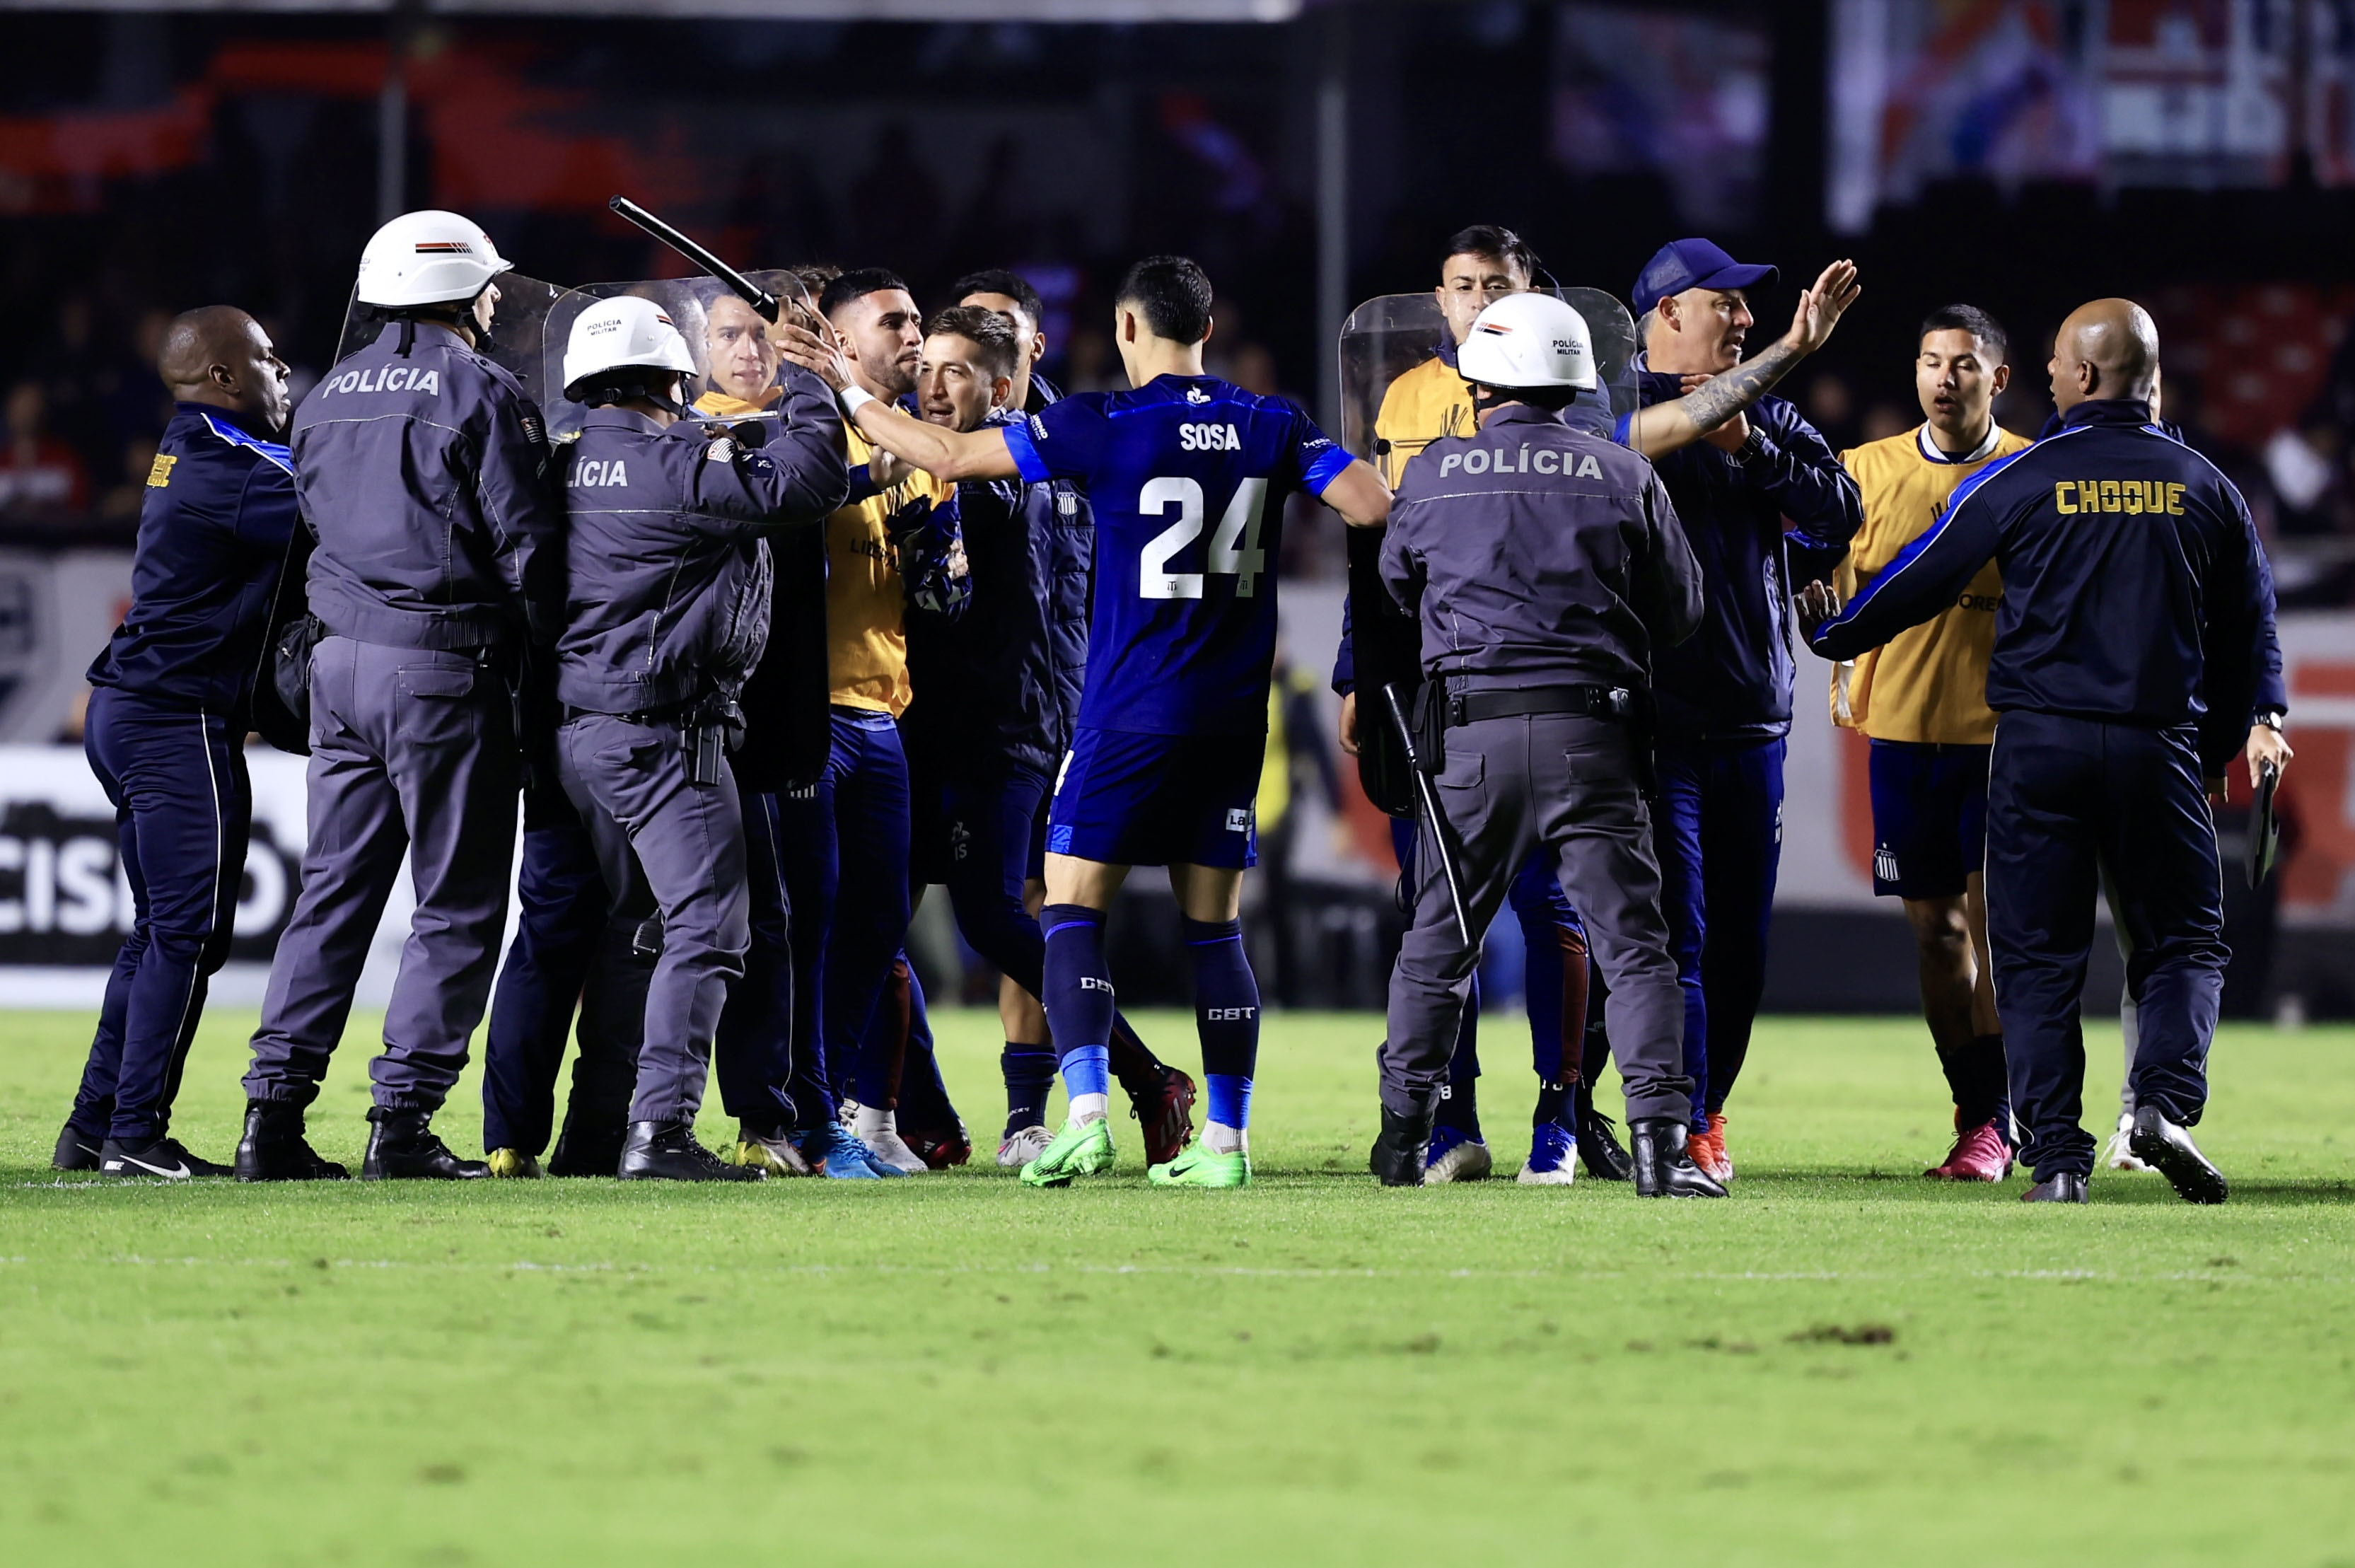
top-left (238, 210), bottom-right (564, 1181)
top-left (552, 296), bottom-right (847, 1180)
top-left (1371, 292), bottom-right (1722, 1197)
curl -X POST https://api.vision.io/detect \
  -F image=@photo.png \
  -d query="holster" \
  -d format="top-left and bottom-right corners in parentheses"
top-left (1409, 678), bottom-right (1447, 776)
top-left (264, 613), bottom-right (325, 756)
top-left (682, 693), bottom-right (747, 786)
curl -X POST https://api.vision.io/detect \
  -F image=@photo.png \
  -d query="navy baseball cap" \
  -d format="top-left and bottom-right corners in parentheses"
top-left (1632, 238), bottom-right (1779, 316)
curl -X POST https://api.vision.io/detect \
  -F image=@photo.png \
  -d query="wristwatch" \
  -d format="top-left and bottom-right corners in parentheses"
top-left (2254, 709), bottom-right (2286, 733)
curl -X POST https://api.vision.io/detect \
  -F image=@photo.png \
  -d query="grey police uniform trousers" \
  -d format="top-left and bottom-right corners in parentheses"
top-left (1382, 712), bottom-right (1695, 1124)
top-left (243, 637), bottom-right (518, 1113)
top-left (554, 713), bottom-right (750, 1126)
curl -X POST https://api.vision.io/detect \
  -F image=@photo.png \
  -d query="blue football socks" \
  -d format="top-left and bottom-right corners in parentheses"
top-left (1183, 916), bottom-right (1259, 1148)
top-left (1041, 903), bottom-right (1115, 1117)
top-left (1001, 1043), bottom-right (1056, 1134)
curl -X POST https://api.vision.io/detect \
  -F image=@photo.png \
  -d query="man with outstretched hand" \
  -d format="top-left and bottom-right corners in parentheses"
top-left (784, 255), bottom-right (1390, 1189)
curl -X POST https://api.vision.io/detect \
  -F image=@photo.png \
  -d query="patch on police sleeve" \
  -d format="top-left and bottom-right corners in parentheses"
top-left (520, 412), bottom-right (545, 447)
top-left (146, 453), bottom-right (178, 488)
top-left (705, 436), bottom-right (739, 463)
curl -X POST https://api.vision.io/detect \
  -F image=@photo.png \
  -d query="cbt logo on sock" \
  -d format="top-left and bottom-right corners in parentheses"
top-left (1080, 976), bottom-right (1113, 992)
top-left (1205, 1007), bottom-right (1256, 1021)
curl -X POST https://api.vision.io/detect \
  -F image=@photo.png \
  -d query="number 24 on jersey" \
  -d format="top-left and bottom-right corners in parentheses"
top-left (1138, 477), bottom-right (1268, 600)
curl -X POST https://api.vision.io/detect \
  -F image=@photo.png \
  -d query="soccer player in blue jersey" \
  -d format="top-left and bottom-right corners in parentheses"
top-left (783, 256), bottom-right (1391, 1189)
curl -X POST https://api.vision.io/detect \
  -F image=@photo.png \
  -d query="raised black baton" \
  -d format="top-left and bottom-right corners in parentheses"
top-left (608, 195), bottom-right (780, 323)
top-left (1382, 681), bottom-right (1472, 946)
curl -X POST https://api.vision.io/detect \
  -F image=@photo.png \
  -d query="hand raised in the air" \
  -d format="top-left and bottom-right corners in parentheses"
top-left (1782, 260), bottom-right (1862, 357)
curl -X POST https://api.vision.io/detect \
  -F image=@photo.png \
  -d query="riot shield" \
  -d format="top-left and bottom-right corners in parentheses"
top-left (333, 273), bottom-right (566, 407)
top-left (1334, 285), bottom-right (1639, 815)
top-left (539, 269), bottom-right (820, 441)
top-left (1336, 286), bottom-right (1639, 480)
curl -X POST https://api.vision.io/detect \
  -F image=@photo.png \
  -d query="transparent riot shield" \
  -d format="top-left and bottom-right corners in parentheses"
top-left (333, 273), bottom-right (566, 407)
top-left (1334, 285), bottom-right (1639, 815)
top-left (1337, 286), bottom-right (1639, 484)
top-left (539, 269), bottom-right (820, 441)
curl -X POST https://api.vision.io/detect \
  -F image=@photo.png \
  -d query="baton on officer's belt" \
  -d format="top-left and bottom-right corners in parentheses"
top-left (2246, 759), bottom-right (2283, 888)
top-left (607, 196), bottom-right (781, 324)
top-left (1381, 682), bottom-right (1472, 946)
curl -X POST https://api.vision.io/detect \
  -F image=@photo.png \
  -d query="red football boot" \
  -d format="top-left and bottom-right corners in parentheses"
top-left (1687, 1119), bottom-right (1733, 1185)
top-left (1925, 1117), bottom-right (2012, 1183)
top-left (1129, 1064), bottom-right (1198, 1166)
top-left (900, 1122), bottom-right (972, 1170)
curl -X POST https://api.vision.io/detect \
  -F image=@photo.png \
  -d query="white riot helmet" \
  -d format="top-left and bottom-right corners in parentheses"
top-left (1456, 291), bottom-right (1598, 393)
top-left (562, 296), bottom-right (699, 405)
top-left (356, 209), bottom-right (509, 310)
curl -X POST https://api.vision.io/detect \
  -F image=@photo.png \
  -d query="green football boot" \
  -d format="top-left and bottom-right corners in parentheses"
top-left (486, 1148), bottom-right (541, 1179)
top-left (1147, 1143), bottom-right (1251, 1189)
top-left (1019, 1115), bottom-right (1117, 1187)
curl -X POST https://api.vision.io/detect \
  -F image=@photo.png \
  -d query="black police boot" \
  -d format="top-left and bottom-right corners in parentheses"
top-left (2020, 1171), bottom-right (2089, 1203)
top-left (53, 1123), bottom-right (103, 1172)
top-left (99, 1135), bottom-right (231, 1180)
top-left (361, 1108), bottom-right (489, 1180)
top-left (617, 1120), bottom-right (763, 1182)
top-left (1574, 1085), bottom-right (1635, 1182)
top-left (1369, 1100), bottom-right (1435, 1187)
top-left (235, 1101), bottom-right (349, 1182)
top-left (1630, 1118), bottom-right (1727, 1198)
top-left (2127, 1105), bottom-right (2228, 1205)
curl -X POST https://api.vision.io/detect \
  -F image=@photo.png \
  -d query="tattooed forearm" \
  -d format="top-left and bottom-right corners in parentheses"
top-left (1680, 337), bottom-right (1803, 433)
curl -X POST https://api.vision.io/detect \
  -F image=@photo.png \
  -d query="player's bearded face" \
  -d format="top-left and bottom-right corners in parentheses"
top-left (834, 289), bottom-right (926, 400)
top-left (917, 335), bottom-right (1004, 432)
top-left (1436, 253), bottom-right (1528, 347)
top-left (704, 298), bottom-right (780, 403)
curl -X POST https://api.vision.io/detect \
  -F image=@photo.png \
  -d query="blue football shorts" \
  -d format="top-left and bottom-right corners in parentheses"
top-left (1866, 738), bottom-right (1991, 900)
top-left (1045, 725), bottom-right (1265, 870)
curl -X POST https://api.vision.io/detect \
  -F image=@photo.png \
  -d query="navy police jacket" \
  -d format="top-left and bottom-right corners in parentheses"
top-left (556, 367), bottom-right (847, 717)
top-left (1810, 399), bottom-right (2283, 774)
top-left (291, 321), bottom-right (565, 651)
top-left (1381, 402), bottom-right (1702, 692)
top-left (1636, 361), bottom-right (1861, 743)
top-left (903, 407), bottom-right (1091, 777)
top-left (88, 403), bottom-right (301, 718)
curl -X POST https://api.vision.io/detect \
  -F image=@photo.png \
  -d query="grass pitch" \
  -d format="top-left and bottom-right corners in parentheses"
top-left (1, 1008), bottom-right (2351, 1567)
